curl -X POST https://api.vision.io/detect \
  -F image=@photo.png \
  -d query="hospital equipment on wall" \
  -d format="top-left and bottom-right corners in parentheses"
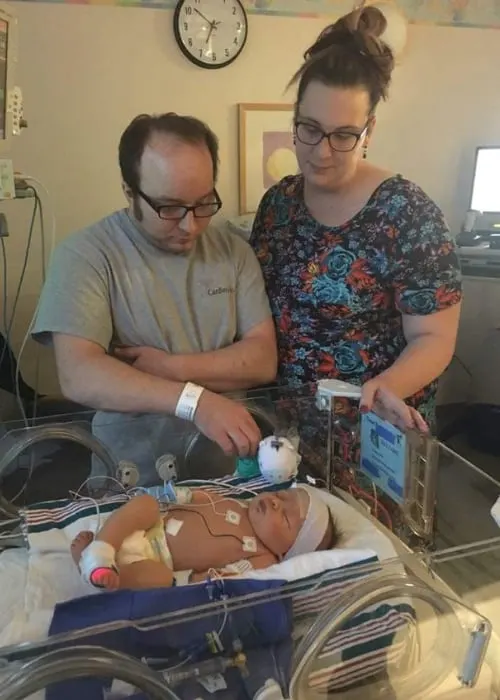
top-left (0, 2), bottom-right (25, 155)
top-left (0, 382), bottom-right (499, 698)
top-left (0, 2), bottom-right (58, 457)
top-left (0, 0), bottom-right (28, 202)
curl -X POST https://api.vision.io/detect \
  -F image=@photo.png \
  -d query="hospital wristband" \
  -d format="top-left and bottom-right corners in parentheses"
top-left (175, 382), bottom-right (204, 422)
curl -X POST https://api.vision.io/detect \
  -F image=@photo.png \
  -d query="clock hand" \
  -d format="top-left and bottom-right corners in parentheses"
top-left (205, 19), bottom-right (221, 44)
top-left (194, 7), bottom-right (212, 24)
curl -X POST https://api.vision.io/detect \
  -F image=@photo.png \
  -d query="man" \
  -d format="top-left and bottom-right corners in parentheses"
top-left (33, 113), bottom-right (277, 485)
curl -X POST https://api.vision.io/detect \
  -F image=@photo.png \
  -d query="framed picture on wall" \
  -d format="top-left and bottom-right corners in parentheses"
top-left (238, 103), bottom-right (298, 215)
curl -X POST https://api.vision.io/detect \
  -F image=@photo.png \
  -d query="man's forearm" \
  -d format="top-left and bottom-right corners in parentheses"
top-left (167, 338), bottom-right (277, 392)
top-left (62, 353), bottom-right (185, 414)
top-left (377, 335), bottom-right (454, 399)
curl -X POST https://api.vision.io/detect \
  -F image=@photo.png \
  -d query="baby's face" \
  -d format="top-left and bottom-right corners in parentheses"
top-left (248, 488), bottom-right (309, 557)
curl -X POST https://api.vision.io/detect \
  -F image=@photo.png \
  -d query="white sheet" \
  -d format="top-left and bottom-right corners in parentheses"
top-left (0, 488), bottom-right (398, 650)
top-left (0, 550), bottom-right (98, 648)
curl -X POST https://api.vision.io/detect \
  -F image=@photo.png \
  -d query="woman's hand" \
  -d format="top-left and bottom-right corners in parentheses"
top-left (360, 380), bottom-right (429, 434)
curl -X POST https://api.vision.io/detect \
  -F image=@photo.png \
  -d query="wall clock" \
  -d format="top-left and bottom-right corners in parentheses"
top-left (173, 0), bottom-right (248, 70)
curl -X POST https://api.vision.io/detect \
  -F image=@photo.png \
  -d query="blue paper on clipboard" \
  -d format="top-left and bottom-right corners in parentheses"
top-left (359, 412), bottom-right (407, 504)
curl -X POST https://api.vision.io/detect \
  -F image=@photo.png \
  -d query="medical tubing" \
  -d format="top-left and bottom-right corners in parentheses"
top-left (0, 423), bottom-right (118, 491)
top-left (290, 571), bottom-right (463, 699)
top-left (0, 423), bottom-right (118, 516)
top-left (0, 645), bottom-right (181, 700)
top-left (0, 423), bottom-right (118, 479)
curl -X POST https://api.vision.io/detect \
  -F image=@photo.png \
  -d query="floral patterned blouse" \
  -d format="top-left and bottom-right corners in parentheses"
top-left (250, 174), bottom-right (462, 425)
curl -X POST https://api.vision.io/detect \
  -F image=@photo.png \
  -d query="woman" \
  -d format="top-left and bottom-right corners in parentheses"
top-left (250, 5), bottom-right (461, 435)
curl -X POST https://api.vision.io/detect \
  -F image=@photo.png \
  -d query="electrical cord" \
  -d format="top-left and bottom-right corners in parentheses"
top-left (27, 190), bottom-right (46, 425)
top-left (0, 182), bottom-right (53, 506)
top-left (14, 188), bottom-right (43, 423)
top-left (13, 176), bottom-right (55, 427)
top-left (20, 175), bottom-right (56, 256)
top-left (0, 189), bottom-right (38, 380)
top-left (4, 188), bottom-right (38, 393)
top-left (0, 237), bottom-right (7, 368)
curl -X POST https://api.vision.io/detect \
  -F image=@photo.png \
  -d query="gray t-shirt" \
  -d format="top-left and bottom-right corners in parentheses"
top-left (33, 209), bottom-right (271, 485)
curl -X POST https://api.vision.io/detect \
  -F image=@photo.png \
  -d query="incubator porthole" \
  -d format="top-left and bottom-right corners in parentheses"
top-left (290, 573), bottom-right (465, 700)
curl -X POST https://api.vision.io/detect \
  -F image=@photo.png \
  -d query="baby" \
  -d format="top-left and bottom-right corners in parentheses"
top-left (71, 485), bottom-right (339, 590)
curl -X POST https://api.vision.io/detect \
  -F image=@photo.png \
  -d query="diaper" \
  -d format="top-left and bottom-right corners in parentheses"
top-left (117, 519), bottom-right (173, 570)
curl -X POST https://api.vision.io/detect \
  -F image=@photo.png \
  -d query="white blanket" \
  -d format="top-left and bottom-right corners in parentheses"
top-left (25, 496), bottom-right (123, 555)
top-left (0, 548), bottom-right (98, 648)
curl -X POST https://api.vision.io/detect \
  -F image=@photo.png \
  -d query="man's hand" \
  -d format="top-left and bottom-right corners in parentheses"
top-left (194, 391), bottom-right (261, 456)
top-left (114, 346), bottom-right (183, 381)
top-left (360, 380), bottom-right (429, 434)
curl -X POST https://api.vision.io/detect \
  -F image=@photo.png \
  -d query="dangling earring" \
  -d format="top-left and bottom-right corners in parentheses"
top-left (363, 144), bottom-right (368, 159)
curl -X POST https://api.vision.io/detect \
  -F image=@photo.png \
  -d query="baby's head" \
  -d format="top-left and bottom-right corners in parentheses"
top-left (248, 486), bottom-right (340, 559)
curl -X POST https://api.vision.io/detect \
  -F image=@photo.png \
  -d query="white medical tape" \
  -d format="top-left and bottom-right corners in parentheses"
top-left (222, 559), bottom-right (254, 576)
top-left (79, 540), bottom-right (117, 585)
top-left (175, 382), bottom-right (204, 422)
top-left (284, 486), bottom-right (330, 560)
top-left (174, 486), bottom-right (193, 505)
top-left (174, 569), bottom-right (193, 586)
top-left (165, 518), bottom-right (183, 536)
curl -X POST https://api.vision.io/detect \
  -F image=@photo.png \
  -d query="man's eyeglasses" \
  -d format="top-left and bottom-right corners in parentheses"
top-left (294, 121), bottom-right (369, 153)
top-left (137, 189), bottom-right (222, 221)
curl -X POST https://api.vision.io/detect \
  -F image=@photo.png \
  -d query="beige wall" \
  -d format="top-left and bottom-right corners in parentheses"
top-left (2, 2), bottom-right (500, 394)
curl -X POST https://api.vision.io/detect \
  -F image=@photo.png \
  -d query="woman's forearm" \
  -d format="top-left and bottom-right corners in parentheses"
top-left (376, 334), bottom-right (454, 399)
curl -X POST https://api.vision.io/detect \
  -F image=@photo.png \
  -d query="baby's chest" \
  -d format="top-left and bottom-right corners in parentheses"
top-left (165, 506), bottom-right (263, 571)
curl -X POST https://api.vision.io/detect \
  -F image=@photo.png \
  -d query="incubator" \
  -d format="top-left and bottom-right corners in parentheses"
top-left (0, 381), bottom-right (499, 700)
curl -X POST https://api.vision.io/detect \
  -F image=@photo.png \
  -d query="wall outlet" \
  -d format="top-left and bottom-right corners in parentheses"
top-left (0, 159), bottom-right (15, 200)
top-left (0, 212), bottom-right (8, 237)
top-left (14, 178), bottom-right (35, 198)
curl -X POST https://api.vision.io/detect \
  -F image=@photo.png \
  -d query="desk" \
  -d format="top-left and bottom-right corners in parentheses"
top-left (438, 246), bottom-right (500, 407)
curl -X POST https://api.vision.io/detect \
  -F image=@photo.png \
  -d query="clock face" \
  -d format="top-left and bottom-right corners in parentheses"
top-left (174, 0), bottom-right (248, 69)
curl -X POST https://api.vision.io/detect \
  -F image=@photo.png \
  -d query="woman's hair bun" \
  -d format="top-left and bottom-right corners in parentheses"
top-left (306, 5), bottom-right (393, 68)
top-left (290, 4), bottom-right (396, 111)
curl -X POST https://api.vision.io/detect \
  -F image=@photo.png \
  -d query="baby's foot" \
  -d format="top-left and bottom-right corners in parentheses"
top-left (71, 530), bottom-right (94, 565)
top-left (70, 531), bottom-right (120, 590)
top-left (89, 566), bottom-right (120, 590)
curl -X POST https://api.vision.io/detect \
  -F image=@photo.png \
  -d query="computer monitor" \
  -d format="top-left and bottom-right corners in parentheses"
top-left (470, 146), bottom-right (500, 214)
top-left (0, 2), bottom-right (17, 154)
